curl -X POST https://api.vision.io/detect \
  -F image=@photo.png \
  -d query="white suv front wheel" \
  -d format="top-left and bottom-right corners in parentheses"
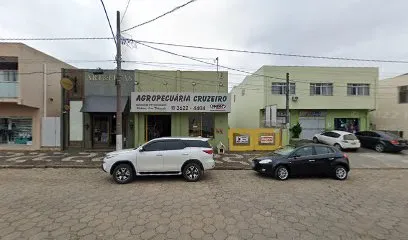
top-left (112, 164), bottom-right (134, 184)
top-left (182, 162), bottom-right (203, 182)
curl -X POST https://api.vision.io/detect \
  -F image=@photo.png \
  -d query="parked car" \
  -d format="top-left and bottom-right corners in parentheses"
top-left (251, 144), bottom-right (350, 180)
top-left (355, 131), bottom-right (408, 153)
top-left (102, 137), bottom-right (215, 184)
top-left (313, 130), bottom-right (360, 150)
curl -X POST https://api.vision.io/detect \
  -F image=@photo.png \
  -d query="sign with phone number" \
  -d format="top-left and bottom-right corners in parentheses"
top-left (131, 92), bottom-right (231, 113)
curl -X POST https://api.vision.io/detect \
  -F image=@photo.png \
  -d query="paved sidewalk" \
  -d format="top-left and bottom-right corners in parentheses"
top-left (1, 148), bottom-right (408, 169)
top-left (0, 151), bottom-right (265, 169)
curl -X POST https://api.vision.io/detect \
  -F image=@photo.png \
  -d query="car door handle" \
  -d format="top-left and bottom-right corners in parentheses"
top-left (309, 159), bottom-right (315, 162)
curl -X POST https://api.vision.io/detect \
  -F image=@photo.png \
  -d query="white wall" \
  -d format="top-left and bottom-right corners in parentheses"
top-left (69, 101), bottom-right (83, 141)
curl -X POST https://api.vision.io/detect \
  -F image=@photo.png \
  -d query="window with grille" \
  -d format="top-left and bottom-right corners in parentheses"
top-left (399, 86), bottom-right (408, 104)
top-left (347, 84), bottom-right (370, 96)
top-left (271, 82), bottom-right (295, 95)
top-left (310, 83), bottom-right (333, 96)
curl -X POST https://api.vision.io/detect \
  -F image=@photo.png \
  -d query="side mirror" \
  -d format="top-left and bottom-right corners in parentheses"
top-left (139, 147), bottom-right (145, 152)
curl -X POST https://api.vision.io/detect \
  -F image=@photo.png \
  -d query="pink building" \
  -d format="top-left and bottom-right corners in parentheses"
top-left (0, 43), bottom-right (74, 150)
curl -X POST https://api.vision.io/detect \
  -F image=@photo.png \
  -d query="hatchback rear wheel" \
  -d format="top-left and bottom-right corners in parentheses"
top-left (375, 143), bottom-right (385, 153)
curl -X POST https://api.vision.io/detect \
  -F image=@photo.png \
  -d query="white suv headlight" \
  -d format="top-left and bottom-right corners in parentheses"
top-left (259, 159), bottom-right (272, 164)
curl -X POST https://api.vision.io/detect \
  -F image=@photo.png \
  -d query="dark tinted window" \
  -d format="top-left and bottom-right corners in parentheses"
top-left (378, 131), bottom-right (399, 139)
top-left (315, 146), bottom-right (334, 155)
top-left (164, 140), bottom-right (186, 150)
top-left (322, 132), bottom-right (331, 136)
top-left (143, 141), bottom-right (167, 151)
top-left (326, 132), bottom-right (340, 138)
top-left (344, 134), bottom-right (358, 140)
top-left (293, 146), bottom-right (314, 157)
top-left (184, 140), bottom-right (211, 148)
top-left (369, 132), bottom-right (380, 138)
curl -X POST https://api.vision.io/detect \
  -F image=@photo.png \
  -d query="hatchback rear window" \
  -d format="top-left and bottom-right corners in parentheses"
top-left (343, 134), bottom-right (358, 140)
top-left (184, 140), bottom-right (211, 148)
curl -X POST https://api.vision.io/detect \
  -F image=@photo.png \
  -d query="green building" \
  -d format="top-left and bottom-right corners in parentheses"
top-left (229, 66), bottom-right (378, 140)
top-left (131, 70), bottom-right (230, 149)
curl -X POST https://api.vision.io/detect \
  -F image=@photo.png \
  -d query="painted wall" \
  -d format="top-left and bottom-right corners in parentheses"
top-left (230, 66), bottom-right (378, 129)
top-left (229, 68), bottom-right (265, 128)
top-left (371, 75), bottom-right (408, 137)
top-left (133, 70), bottom-right (229, 149)
top-left (0, 43), bottom-right (74, 117)
top-left (263, 66), bottom-right (378, 110)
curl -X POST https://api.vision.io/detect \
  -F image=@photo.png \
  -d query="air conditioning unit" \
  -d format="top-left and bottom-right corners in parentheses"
top-left (292, 96), bottom-right (299, 102)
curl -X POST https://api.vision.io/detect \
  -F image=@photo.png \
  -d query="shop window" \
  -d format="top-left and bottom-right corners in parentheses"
top-left (0, 117), bottom-right (32, 145)
top-left (189, 113), bottom-right (214, 138)
top-left (399, 85), bottom-right (408, 104)
top-left (347, 84), bottom-right (369, 96)
top-left (272, 82), bottom-right (295, 95)
top-left (310, 83), bottom-right (333, 96)
top-left (334, 118), bottom-right (359, 133)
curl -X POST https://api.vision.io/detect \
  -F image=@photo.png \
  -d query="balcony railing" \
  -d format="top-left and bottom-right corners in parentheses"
top-left (0, 70), bottom-right (19, 98)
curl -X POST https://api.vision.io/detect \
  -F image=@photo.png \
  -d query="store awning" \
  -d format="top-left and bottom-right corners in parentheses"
top-left (80, 96), bottom-right (128, 113)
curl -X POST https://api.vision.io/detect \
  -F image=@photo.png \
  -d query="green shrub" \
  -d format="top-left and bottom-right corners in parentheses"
top-left (290, 122), bottom-right (302, 138)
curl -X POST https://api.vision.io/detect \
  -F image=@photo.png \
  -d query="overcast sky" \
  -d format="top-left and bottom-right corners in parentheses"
top-left (1, 0), bottom-right (408, 89)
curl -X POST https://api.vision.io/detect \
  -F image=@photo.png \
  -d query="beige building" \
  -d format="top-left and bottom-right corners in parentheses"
top-left (0, 43), bottom-right (73, 150)
top-left (371, 74), bottom-right (408, 138)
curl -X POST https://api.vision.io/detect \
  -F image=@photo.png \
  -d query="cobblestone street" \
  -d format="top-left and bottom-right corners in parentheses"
top-left (0, 169), bottom-right (407, 240)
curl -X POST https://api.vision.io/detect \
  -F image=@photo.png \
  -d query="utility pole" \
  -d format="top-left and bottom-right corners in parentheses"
top-left (116, 11), bottom-right (122, 150)
top-left (286, 73), bottom-right (290, 128)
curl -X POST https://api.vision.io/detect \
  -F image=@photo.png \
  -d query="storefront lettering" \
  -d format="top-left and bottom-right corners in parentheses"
top-left (87, 74), bottom-right (134, 82)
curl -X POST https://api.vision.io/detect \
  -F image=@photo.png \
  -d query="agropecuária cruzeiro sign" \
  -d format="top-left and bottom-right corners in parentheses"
top-left (131, 92), bottom-right (231, 113)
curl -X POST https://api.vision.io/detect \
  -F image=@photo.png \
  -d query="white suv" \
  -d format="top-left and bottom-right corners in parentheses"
top-left (102, 137), bottom-right (216, 184)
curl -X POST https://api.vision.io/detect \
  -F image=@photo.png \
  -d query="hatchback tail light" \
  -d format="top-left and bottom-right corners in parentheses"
top-left (391, 140), bottom-right (399, 145)
top-left (343, 153), bottom-right (348, 159)
top-left (203, 150), bottom-right (213, 155)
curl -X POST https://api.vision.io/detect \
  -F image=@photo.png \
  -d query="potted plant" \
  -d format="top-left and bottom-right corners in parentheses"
top-left (290, 122), bottom-right (302, 140)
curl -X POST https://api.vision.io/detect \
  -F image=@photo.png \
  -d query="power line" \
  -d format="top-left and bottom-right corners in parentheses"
top-left (122, 0), bottom-right (197, 32)
top-left (121, 0), bottom-right (132, 23)
top-left (0, 37), bottom-right (113, 41)
top-left (128, 39), bottom-right (408, 64)
top-left (99, 0), bottom-right (117, 45)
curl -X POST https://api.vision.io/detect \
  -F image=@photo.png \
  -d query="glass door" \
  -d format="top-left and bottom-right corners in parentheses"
top-left (92, 115), bottom-right (109, 148)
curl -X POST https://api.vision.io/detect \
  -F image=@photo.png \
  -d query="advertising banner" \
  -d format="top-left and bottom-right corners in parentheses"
top-left (131, 92), bottom-right (231, 113)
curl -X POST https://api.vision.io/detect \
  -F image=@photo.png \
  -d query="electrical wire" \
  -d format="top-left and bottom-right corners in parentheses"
top-left (122, 0), bottom-right (197, 32)
top-left (124, 38), bottom-right (408, 64)
top-left (99, 0), bottom-right (117, 45)
top-left (0, 37), bottom-right (113, 41)
top-left (121, 0), bottom-right (132, 23)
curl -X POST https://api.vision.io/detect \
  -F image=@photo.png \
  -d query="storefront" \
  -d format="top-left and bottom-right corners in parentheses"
top-left (61, 69), bottom-right (135, 150)
top-left (290, 109), bottom-right (369, 139)
top-left (131, 92), bottom-right (230, 149)
top-left (0, 103), bottom-right (39, 149)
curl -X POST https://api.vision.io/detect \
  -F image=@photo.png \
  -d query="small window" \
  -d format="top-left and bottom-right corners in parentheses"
top-left (241, 89), bottom-right (245, 96)
top-left (271, 82), bottom-right (296, 95)
top-left (347, 84), bottom-right (370, 96)
top-left (163, 140), bottom-right (186, 150)
top-left (184, 140), bottom-right (211, 148)
top-left (315, 146), bottom-right (334, 155)
top-left (310, 83), bottom-right (333, 96)
top-left (234, 95), bottom-right (236, 102)
top-left (293, 146), bottom-right (314, 157)
top-left (143, 141), bottom-right (167, 151)
top-left (399, 86), bottom-right (408, 104)
top-left (331, 132), bottom-right (341, 138)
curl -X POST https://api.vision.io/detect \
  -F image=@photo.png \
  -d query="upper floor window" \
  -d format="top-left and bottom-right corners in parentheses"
top-left (399, 86), bottom-right (408, 104)
top-left (347, 84), bottom-right (369, 96)
top-left (310, 83), bottom-right (333, 96)
top-left (271, 82), bottom-right (295, 95)
top-left (0, 70), bottom-right (17, 82)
